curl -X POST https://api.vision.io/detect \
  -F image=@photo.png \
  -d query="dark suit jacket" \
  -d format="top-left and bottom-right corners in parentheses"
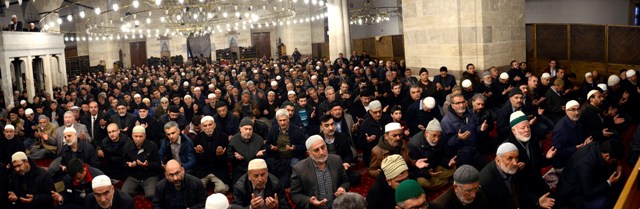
top-left (80, 113), bottom-right (109, 147)
top-left (556, 143), bottom-right (613, 209)
top-left (85, 189), bottom-right (133, 209)
top-left (479, 161), bottom-right (541, 209)
top-left (110, 113), bottom-right (136, 136)
top-left (9, 21), bottom-right (22, 31)
top-left (290, 154), bottom-right (350, 209)
top-left (231, 173), bottom-right (291, 209)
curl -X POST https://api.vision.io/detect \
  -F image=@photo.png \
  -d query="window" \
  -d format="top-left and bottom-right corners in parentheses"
top-left (635, 4), bottom-right (639, 25)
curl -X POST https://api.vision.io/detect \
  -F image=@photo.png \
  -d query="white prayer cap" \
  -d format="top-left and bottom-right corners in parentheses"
top-left (205, 193), bottom-right (229, 209)
top-left (587, 90), bottom-right (599, 100)
top-left (92, 175), bottom-right (112, 189)
top-left (315, 66), bottom-right (320, 70)
top-left (462, 79), bottom-right (472, 88)
top-left (253, 70), bottom-right (258, 74)
top-left (311, 75), bottom-right (317, 80)
top-left (11, 151), bottom-right (27, 162)
top-left (425, 119), bottom-right (442, 132)
top-left (422, 97), bottom-right (436, 109)
top-left (63, 127), bottom-right (77, 134)
top-left (288, 90), bottom-right (296, 96)
top-left (4, 124), bottom-right (15, 130)
top-left (509, 111), bottom-right (528, 128)
top-left (159, 78), bottom-right (165, 81)
top-left (208, 84), bottom-right (215, 89)
top-left (194, 87), bottom-right (201, 91)
top-left (181, 72), bottom-right (186, 76)
top-left (248, 159), bottom-right (268, 171)
top-left (20, 100), bottom-right (27, 105)
top-left (368, 100), bottom-right (382, 110)
top-left (499, 72), bottom-right (509, 80)
top-left (132, 125), bottom-right (146, 134)
top-left (184, 95), bottom-right (192, 100)
top-left (541, 73), bottom-right (551, 79)
top-left (271, 81), bottom-right (278, 86)
top-left (608, 75), bottom-right (620, 87)
top-left (585, 72), bottom-right (592, 78)
top-left (274, 64), bottom-right (278, 68)
top-left (496, 142), bottom-right (519, 156)
top-left (626, 69), bottom-right (636, 78)
top-left (597, 84), bottom-right (607, 92)
top-left (369, 61), bottom-right (375, 65)
top-left (134, 94), bottom-right (141, 98)
top-left (70, 106), bottom-right (80, 111)
top-left (565, 100), bottom-right (579, 109)
top-left (276, 76), bottom-right (282, 80)
top-left (385, 122), bottom-right (402, 133)
top-left (305, 135), bottom-right (325, 149)
top-left (208, 93), bottom-right (216, 99)
top-left (201, 116), bottom-right (214, 124)
top-left (184, 81), bottom-right (189, 87)
top-left (25, 108), bottom-right (33, 115)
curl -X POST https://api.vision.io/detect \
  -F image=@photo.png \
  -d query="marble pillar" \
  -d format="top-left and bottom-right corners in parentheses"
top-left (43, 54), bottom-right (53, 94)
top-left (327, 0), bottom-right (351, 61)
top-left (22, 56), bottom-right (35, 103)
top-left (402, 0), bottom-right (525, 76)
top-left (57, 54), bottom-right (68, 85)
top-left (1, 57), bottom-right (14, 109)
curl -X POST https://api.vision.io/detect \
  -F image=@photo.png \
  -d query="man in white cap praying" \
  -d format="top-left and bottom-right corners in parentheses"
top-left (291, 135), bottom-right (350, 209)
top-left (8, 151), bottom-right (54, 209)
top-left (192, 116), bottom-right (230, 193)
top-left (366, 154), bottom-right (410, 209)
top-left (205, 193), bottom-right (229, 209)
top-left (52, 126), bottom-right (99, 175)
top-left (231, 158), bottom-right (290, 209)
top-left (121, 125), bottom-right (161, 200)
top-left (552, 100), bottom-right (591, 173)
top-left (1, 124), bottom-right (25, 166)
top-left (86, 175), bottom-right (134, 209)
top-left (406, 96), bottom-right (443, 136)
top-left (408, 119), bottom-right (457, 190)
top-left (369, 122), bottom-right (415, 178)
top-left (479, 143), bottom-right (555, 209)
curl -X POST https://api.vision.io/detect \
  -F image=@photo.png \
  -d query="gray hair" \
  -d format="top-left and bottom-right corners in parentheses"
top-left (470, 93), bottom-right (486, 103)
top-left (332, 192), bottom-right (366, 209)
top-left (275, 109), bottom-right (289, 119)
top-left (163, 121), bottom-right (179, 130)
top-left (64, 111), bottom-right (74, 117)
top-left (160, 97), bottom-right (169, 103)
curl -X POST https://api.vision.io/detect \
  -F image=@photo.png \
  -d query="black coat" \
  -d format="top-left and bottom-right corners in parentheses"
top-left (153, 174), bottom-right (207, 209)
top-left (579, 104), bottom-right (609, 142)
top-left (59, 140), bottom-right (100, 168)
top-left (266, 123), bottom-right (307, 159)
top-left (85, 189), bottom-right (134, 209)
top-left (319, 131), bottom-right (354, 164)
top-left (80, 113), bottom-right (109, 146)
top-left (434, 187), bottom-right (489, 209)
top-left (366, 173), bottom-right (396, 209)
top-left (231, 173), bottom-right (291, 209)
top-left (556, 143), bottom-right (614, 209)
top-left (0, 137), bottom-right (25, 165)
top-left (192, 130), bottom-right (230, 179)
top-left (505, 136), bottom-right (551, 194)
top-left (479, 161), bottom-right (543, 209)
top-left (123, 140), bottom-right (161, 180)
top-left (408, 131), bottom-right (453, 176)
top-left (8, 161), bottom-right (54, 209)
top-left (110, 113), bottom-right (137, 136)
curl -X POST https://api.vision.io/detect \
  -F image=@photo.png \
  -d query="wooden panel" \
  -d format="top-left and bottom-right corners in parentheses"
top-left (614, 158), bottom-right (640, 209)
top-left (65, 48), bottom-right (78, 57)
top-left (352, 39), bottom-right (364, 54)
top-left (568, 61), bottom-right (607, 81)
top-left (129, 42), bottom-right (147, 68)
top-left (251, 32), bottom-right (271, 58)
top-left (571, 25), bottom-right (605, 62)
top-left (392, 35), bottom-right (404, 57)
top-left (363, 38), bottom-right (376, 57)
top-left (536, 24), bottom-right (568, 60)
top-left (375, 36), bottom-right (393, 58)
top-left (608, 26), bottom-right (640, 65)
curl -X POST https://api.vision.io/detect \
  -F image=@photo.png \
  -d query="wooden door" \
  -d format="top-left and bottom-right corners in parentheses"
top-left (252, 32), bottom-right (271, 58)
top-left (129, 42), bottom-right (147, 68)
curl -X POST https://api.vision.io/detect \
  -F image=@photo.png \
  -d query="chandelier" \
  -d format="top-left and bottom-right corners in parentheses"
top-left (349, 0), bottom-right (401, 25)
top-left (51, 0), bottom-right (328, 41)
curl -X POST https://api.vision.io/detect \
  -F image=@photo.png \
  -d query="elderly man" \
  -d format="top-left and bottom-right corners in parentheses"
top-left (358, 100), bottom-right (385, 167)
top-left (409, 119), bottom-right (456, 190)
top-left (121, 125), bottom-right (161, 200)
top-left (506, 111), bottom-right (555, 192)
top-left (51, 158), bottom-right (105, 209)
top-left (205, 193), bottom-right (229, 209)
top-left (333, 192), bottom-right (366, 209)
top-left (367, 154), bottom-right (409, 209)
top-left (291, 135), bottom-right (350, 209)
top-left (441, 93), bottom-right (485, 168)
top-left (556, 140), bottom-right (624, 209)
top-left (56, 127), bottom-right (99, 175)
top-left (159, 121), bottom-right (196, 171)
top-left (193, 116), bottom-right (230, 193)
top-left (28, 115), bottom-right (58, 159)
top-left (479, 143), bottom-right (555, 209)
top-left (435, 165), bottom-right (489, 209)
top-left (231, 159), bottom-right (290, 209)
top-left (496, 89), bottom-right (526, 140)
top-left (8, 151), bottom-right (54, 209)
top-left (97, 123), bottom-right (131, 180)
top-left (55, 111), bottom-right (91, 152)
top-left (228, 118), bottom-right (266, 185)
top-left (9, 15), bottom-right (23, 31)
top-left (406, 97), bottom-right (442, 136)
top-left (1, 125), bottom-right (25, 166)
top-left (85, 175), bottom-right (134, 209)
top-left (266, 109), bottom-right (307, 185)
top-left (394, 179), bottom-right (442, 209)
top-left (552, 100), bottom-right (591, 172)
top-left (153, 160), bottom-right (207, 209)
top-left (369, 122), bottom-right (415, 178)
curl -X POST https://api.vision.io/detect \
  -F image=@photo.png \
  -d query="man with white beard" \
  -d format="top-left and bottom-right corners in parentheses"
top-left (479, 142), bottom-right (555, 209)
top-left (86, 175), bottom-right (134, 209)
top-left (54, 111), bottom-right (91, 152)
top-left (408, 119), bottom-right (456, 190)
top-left (435, 165), bottom-right (489, 209)
top-left (506, 111), bottom-right (556, 188)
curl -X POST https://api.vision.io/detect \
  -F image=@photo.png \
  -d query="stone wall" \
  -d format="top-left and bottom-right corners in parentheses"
top-left (402, 0), bottom-right (525, 78)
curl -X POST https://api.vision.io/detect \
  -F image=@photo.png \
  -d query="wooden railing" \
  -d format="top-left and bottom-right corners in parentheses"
top-left (614, 157), bottom-right (640, 209)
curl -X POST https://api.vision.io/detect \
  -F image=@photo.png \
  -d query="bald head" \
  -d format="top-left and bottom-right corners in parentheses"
top-left (164, 160), bottom-right (185, 186)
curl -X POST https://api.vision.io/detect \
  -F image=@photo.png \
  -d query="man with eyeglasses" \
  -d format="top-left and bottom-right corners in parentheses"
top-left (409, 119), bottom-right (456, 191)
top-left (369, 122), bottom-right (415, 178)
top-left (86, 175), bottom-right (133, 209)
top-left (552, 100), bottom-right (591, 174)
top-left (28, 115), bottom-right (58, 160)
top-left (394, 179), bottom-right (442, 209)
top-left (434, 165), bottom-right (488, 209)
top-left (8, 151), bottom-right (54, 209)
top-left (359, 100), bottom-right (385, 168)
top-left (441, 94), bottom-right (483, 168)
top-left (153, 159), bottom-right (207, 209)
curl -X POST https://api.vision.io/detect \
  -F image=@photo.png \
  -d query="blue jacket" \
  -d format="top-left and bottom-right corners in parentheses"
top-left (552, 115), bottom-right (584, 168)
top-left (441, 109), bottom-right (480, 166)
top-left (159, 133), bottom-right (196, 169)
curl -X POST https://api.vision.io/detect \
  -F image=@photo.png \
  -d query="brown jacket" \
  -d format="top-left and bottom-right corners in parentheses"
top-left (34, 122), bottom-right (59, 153)
top-left (368, 136), bottom-right (415, 177)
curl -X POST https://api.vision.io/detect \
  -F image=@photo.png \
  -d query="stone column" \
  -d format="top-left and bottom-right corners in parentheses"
top-left (57, 53), bottom-right (68, 85)
top-left (32, 0), bottom-right (65, 32)
top-left (327, 0), bottom-right (351, 60)
top-left (12, 60), bottom-right (23, 92)
top-left (41, 56), bottom-right (54, 96)
top-left (22, 56), bottom-right (35, 103)
top-left (0, 57), bottom-right (14, 109)
top-left (43, 54), bottom-right (54, 94)
top-left (402, 0), bottom-right (525, 76)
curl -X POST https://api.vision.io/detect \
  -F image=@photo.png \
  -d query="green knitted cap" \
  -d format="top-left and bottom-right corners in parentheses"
top-left (395, 179), bottom-right (424, 204)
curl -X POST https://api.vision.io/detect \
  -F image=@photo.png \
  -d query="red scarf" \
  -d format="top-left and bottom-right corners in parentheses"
top-left (73, 164), bottom-right (93, 187)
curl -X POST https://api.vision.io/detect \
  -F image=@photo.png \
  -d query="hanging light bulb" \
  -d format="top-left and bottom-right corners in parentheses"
top-left (223, 12), bottom-right (228, 18)
top-left (67, 14), bottom-right (73, 22)
top-left (146, 18), bottom-right (151, 24)
top-left (95, 7), bottom-right (101, 15)
top-left (4, 0), bottom-right (8, 8)
top-left (133, 0), bottom-right (139, 8)
top-left (57, 18), bottom-right (63, 24)
top-left (18, 0), bottom-right (21, 5)
top-left (112, 3), bottom-right (119, 11)
top-left (155, 0), bottom-right (161, 6)
top-left (79, 9), bottom-right (85, 18)
top-left (178, 0), bottom-right (184, 4)
top-left (235, 12), bottom-right (240, 18)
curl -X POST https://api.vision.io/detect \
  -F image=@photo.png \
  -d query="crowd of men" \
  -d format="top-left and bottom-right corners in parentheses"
top-left (0, 54), bottom-right (636, 209)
